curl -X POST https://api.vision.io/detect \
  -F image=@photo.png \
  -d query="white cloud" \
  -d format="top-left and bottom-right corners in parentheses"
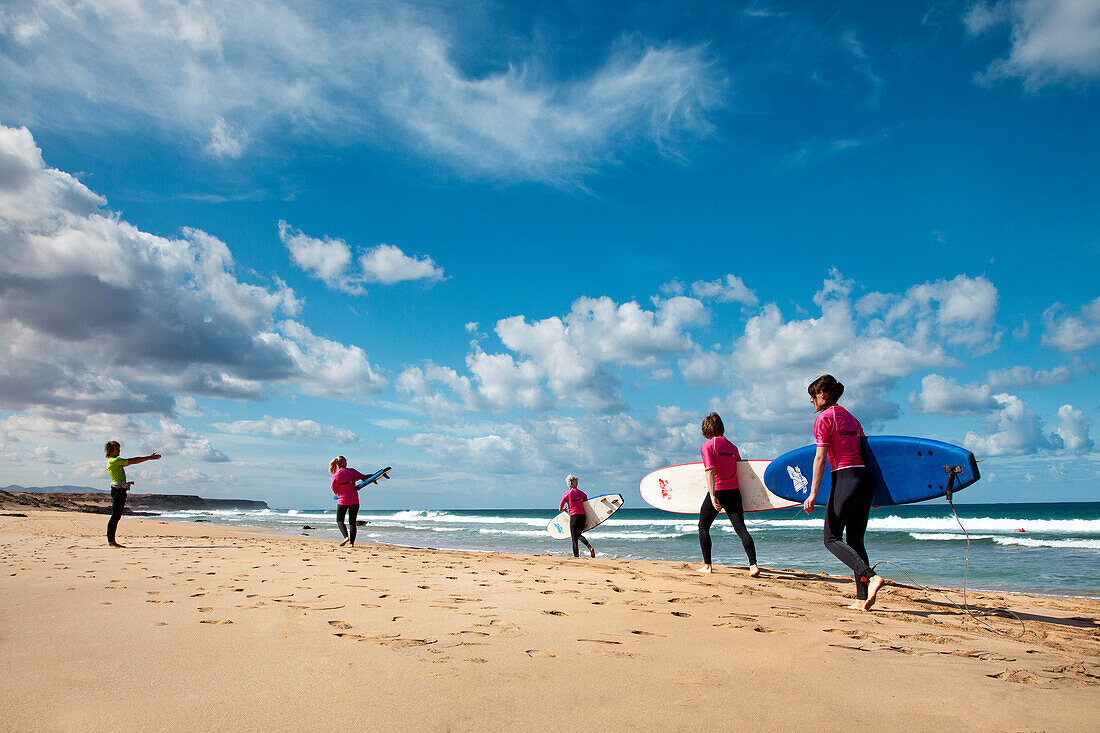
top-left (911, 374), bottom-right (999, 415)
top-left (212, 416), bottom-right (358, 444)
top-left (205, 117), bottom-right (249, 158)
top-left (279, 221), bottom-right (444, 292)
top-left (1042, 296), bottom-right (1100, 352)
top-left (687, 274), bottom-right (759, 305)
top-left (0, 2), bottom-right (726, 183)
top-left (860, 274), bottom-right (1000, 352)
top-left (984, 363), bottom-right (1081, 389)
top-left (1049, 404), bottom-right (1095, 454)
top-left (966, 0), bottom-right (1100, 89)
top-left (964, 393), bottom-right (1047, 456)
top-left (146, 419), bottom-right (230, 463)
top-left (359, 244), bottom-right (445, 285)
top-left (0, 124), bottom-right (386, 418)
top-left (279, 221), bottom-right (359, 294)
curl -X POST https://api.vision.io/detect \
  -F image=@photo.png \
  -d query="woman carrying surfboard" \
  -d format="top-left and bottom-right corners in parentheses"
top-left (697, 413), bottom-right (760, 577)
top-left (803, 375), bottom-right (885, 611)
top-left (559, 475), bottom-right (596, 558)
top-left (329, 456), bottom-right (369, 547)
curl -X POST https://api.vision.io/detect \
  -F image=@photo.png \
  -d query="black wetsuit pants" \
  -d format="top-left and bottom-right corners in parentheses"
top-left (107, 487), bottom-right (127, 543)
top-left (824, 467), bottom-right (875, 600)
top-left (569, 514), bottom-right (593, 558)
top-left (336, 504), bottom-right (359, 545)
top-left (698, 489), bottom-right (757, 566)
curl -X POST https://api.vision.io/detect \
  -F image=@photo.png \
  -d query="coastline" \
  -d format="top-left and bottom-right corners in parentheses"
top-left (1, 510), bottom-right (1097, 731)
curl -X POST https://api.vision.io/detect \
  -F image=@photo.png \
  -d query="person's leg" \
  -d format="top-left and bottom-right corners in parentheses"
top-left (577, 531), bottom-right (594, 557)
top-left (569, 514), bottom-right (584, 557)
top-left (336, 504), bottom-right (349, 545)
top-left (348, 505), bottom-right (359, 546)
top-left (822, 470), bottom-right (876, 603)
top-left (697, 493), bottom-right (719, 569)
top-left (716, 489), bottom-right (758, 571)
top-left (107, 487), bottom-right (126, 546)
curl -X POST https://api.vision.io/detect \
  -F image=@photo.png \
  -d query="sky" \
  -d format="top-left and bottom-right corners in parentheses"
top-left (0, 0), bottom-right (1098, 509)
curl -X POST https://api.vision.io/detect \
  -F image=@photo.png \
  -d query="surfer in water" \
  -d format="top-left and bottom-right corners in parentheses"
top-left (560, 475), bottom-right (595, 558)
top-left (802, 374), bottom-right (885, 611)
top-left (329, 456), bottom-right (369, 547)
top-left (104, 440), bottom-right (162, 548)
top-left (697, 413), bottom-right (760, 577)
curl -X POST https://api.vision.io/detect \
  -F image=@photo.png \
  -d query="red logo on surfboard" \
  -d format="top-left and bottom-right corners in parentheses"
top-left (658, 478), bottom-right (670, 499)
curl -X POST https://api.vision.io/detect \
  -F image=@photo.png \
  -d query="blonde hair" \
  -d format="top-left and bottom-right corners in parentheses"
top-left (566, 474), bottom-right (579, 487)
top-left (104, 440), bottom-right (121, 457)
top-left (329, 455), bottom-right (347, 474)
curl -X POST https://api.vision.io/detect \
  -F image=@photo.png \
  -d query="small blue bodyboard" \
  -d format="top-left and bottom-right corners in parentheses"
top-left (763, 436), bottom-right (979, 507)
top-left (355, 466), bottom-right (392, 490)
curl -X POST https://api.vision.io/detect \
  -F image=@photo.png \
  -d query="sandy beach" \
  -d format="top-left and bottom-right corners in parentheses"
top-left (0, 511), bottom-right (1097, 732)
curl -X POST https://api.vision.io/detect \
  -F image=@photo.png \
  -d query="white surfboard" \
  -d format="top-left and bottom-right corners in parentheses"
top-left (547, 493), bottom-right (624, 539)
top-left (639, 461), bottom-right (797, 514)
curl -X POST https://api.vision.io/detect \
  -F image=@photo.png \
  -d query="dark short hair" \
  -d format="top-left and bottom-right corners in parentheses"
top-left (701, 412), bottom-right (725, 439)
top-left (808, 374), bottom-right (844, 406)
top-left (104, 440), bottom-right (120, 457)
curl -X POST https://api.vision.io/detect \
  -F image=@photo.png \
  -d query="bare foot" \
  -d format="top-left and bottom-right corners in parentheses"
top-left (748, 564), bottom-right (761, 578)
top-left (108, 542), bottom-right (125, 548)
top-left (860, 575), bottom-right (885, 611)
top-left (589, 546), bottom-right (596, 558)
top-left (339, 538), bottom-right (349, 547)
top-left (697, 565), bottom-right (713, 574)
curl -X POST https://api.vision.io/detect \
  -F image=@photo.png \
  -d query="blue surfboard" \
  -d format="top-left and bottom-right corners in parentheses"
top-left (763, 436), bottom-right (979, 507)
top-left (355, 466), bottom-right (392, 490)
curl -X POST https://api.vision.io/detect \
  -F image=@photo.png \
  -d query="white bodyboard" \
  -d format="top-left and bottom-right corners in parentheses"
top-left (547, 493), bottom-right (624, 539)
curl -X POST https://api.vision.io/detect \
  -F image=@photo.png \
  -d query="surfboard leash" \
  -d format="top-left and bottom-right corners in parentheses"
top-left (871, 474), bottom-right (1026, 640)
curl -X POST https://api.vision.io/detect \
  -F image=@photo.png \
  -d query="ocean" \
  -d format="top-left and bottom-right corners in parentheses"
top-left (152, 500), bottom-right (1100, 599)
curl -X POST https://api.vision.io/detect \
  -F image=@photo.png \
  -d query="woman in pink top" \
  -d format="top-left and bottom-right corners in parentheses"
top-left (803, 375), bottom-right (884, 610)
top-left (329, 455), bottom-right (369, 547)
top-left (559, 475), bottom-right (595, 558)
top-left (697, 413), bottom-right (759, 577)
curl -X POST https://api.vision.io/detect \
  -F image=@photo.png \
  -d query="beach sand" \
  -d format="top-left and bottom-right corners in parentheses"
top-left (0, 511), bottom-right (1096, 732)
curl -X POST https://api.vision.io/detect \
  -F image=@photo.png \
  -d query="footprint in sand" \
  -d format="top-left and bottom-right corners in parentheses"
top-left (671, 611), bottom-right (691, 618)
top-left (328, 621), bottom-right (353, 630)
top-left (543, 610), bottom-right (567, 616)
top-left (525, 649), bottom-right (554, 658)
top-left (631, 630), bottom-right (666, 637)
top-left (200, 619), bottom-right (233, 625)
top-left (197, 607), bottom-right (214, 612)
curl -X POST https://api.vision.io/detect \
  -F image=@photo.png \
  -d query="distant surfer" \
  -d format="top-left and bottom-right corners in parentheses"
top-left (697, 413), bottom-right (760, 577)
top-left (560, 475), bottom-right (596, 558)
top-left (104, 440), bottom-right (161, 548)
top-left (329, 456), bottom-right (369, 547)
top-left (802, 375), bottom-right (885, 611)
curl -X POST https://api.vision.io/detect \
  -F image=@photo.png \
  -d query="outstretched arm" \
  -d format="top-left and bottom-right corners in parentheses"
top-left (125, 452), bottom-right (161, 466)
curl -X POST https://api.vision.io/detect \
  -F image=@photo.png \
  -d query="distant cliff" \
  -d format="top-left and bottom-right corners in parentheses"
top-left (0, 490), bottom-right (268, 514)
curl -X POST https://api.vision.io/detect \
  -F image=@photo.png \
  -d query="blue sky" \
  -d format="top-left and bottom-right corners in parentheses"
top-left (0, 0), bottom-right (1097, 508)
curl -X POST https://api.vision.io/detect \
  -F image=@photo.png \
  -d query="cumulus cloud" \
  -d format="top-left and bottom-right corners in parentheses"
top-left (279, 221), bottom-right (444, 292)
top-left (212, 416), bottom-right (357, 444)
top-left (0, 124), bottom-right (386, 420)
top-left (397, 411), bottom-right (706, 481)
top-left (966, 0), bottom-right (1100, 89)
top-left (912, 374), bottom-right (999, 416)
top-left (1049, 404), bottom-right (1095, 454)
top-left (1042, 296), bottom-right (1100, 352)
top-left (398, 294), bottom-right (708, 416)
top-left (859, 274), bottom-right (1000, 353)
top-left (964, 395), bottom-right (1094, 457)
top-left (0, 2), bottom-right (726, 183)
